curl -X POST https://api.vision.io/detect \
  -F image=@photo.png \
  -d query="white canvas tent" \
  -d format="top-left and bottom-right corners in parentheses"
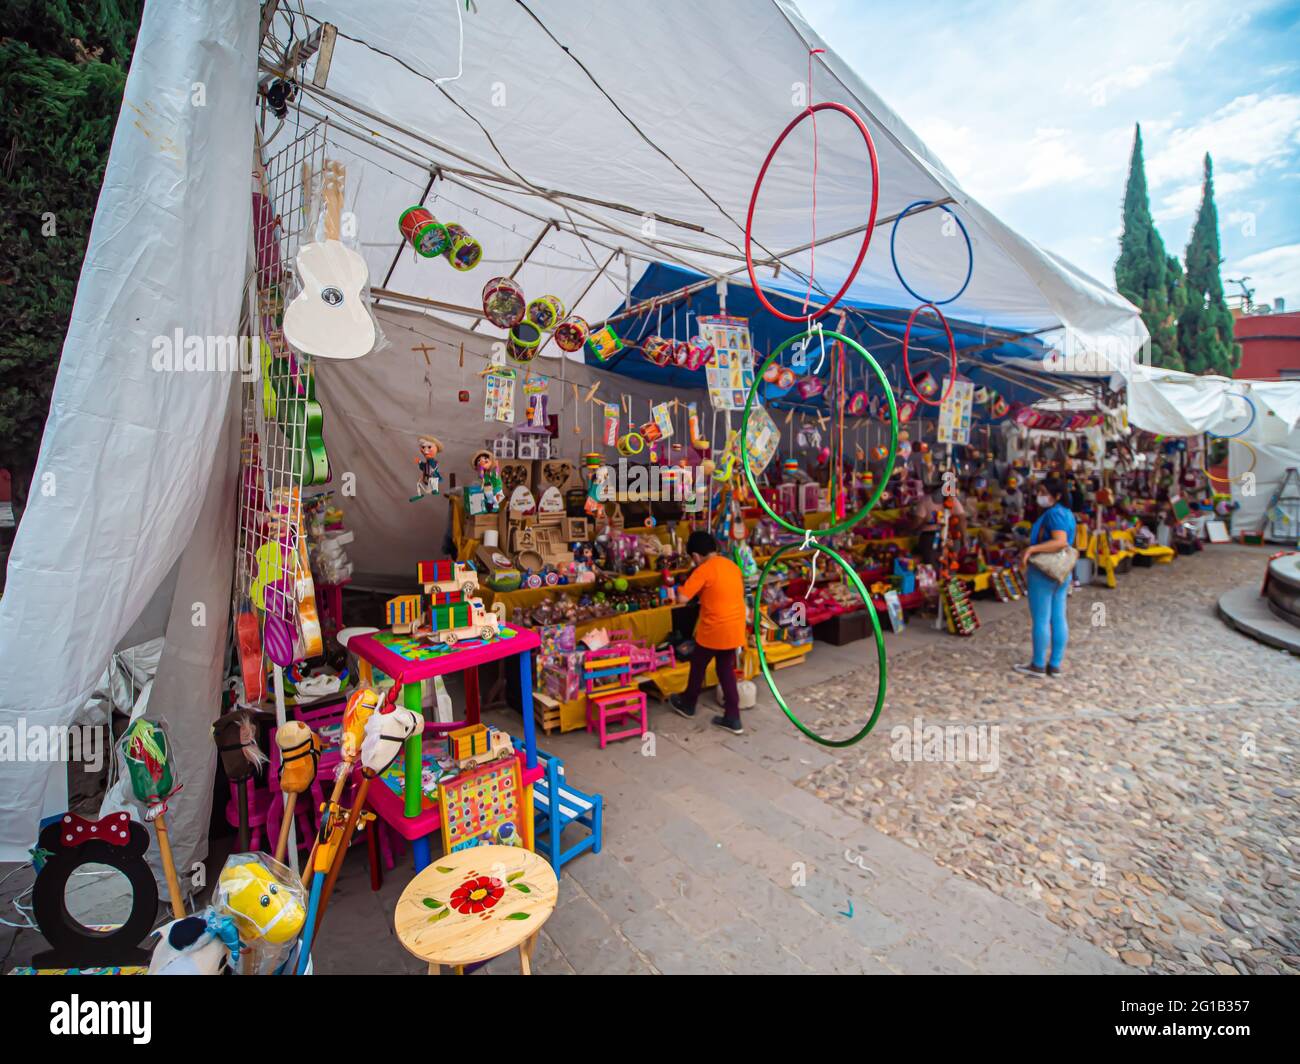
top-left (1127, 364), bottom-right (1300, 538)
top-left (0, 0), bottom-right (1147, 866)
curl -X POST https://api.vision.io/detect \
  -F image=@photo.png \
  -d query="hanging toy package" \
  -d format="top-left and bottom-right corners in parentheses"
top-left (215, 852), bottom-right (308, 974)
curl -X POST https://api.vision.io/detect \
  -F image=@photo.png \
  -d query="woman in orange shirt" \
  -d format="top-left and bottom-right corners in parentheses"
top-left (669, 531), bottom-right (746, 734)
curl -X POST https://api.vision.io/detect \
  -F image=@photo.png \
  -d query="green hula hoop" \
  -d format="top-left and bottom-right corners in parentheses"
top-left (741, 329), bottom-right (898, 536)
top-left (754, 542), bottom-right (887, 747)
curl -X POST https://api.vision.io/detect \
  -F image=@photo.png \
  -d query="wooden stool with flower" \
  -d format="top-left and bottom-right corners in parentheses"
top-left (394, 844), bottom-right (557, 974)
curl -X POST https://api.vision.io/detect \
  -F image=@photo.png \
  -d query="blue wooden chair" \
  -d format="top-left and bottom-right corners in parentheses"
top-left (514, 738), bottom-right (602, 875)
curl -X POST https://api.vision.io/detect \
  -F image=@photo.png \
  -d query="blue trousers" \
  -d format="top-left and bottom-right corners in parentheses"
top-left (1027, 566), bottom-right (1070, 669)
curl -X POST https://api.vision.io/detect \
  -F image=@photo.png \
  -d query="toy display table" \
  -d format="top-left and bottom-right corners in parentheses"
top-left (394, 844), bottom-right (558, 974)
top-left (347, 626), bottom-right (543, 871)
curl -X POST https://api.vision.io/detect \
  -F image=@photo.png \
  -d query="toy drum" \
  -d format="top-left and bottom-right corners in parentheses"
top-left (672, 341), bottom-right (691, 367)
top-left (554, 315), bottom-right (590, 353)
top-left (845, 390), bottom-right (868, 415)
top-left (507, 320), bottom-right (543, 362)
top-left (443, 223), bottom-right (482, 271)
top-left (913, 371), bottom-right (938, 398)
top-left (482, 276), bottom-right (526, 328)
top-left (782, 459), bottom-right (799, 477)
top-left (685, 338), bottom-right (714, 371)
top-left (526, 295), bottom-right (565, 331)
top-left (796, 377), bottom-right (825, 399)
top-left (398, 206), bottom-right (449, 258)
top-left (642, 336), bottom-right (674, 366)
top-left (586, 325), bottom-right (624, 362)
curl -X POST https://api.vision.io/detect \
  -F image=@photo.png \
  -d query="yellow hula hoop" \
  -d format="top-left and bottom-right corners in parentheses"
top-left (1199, 438), bottom-right (1257, 486)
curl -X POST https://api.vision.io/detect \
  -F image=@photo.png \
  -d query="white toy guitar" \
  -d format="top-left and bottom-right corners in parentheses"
top-left (282, 161), bottom-right (376, 360)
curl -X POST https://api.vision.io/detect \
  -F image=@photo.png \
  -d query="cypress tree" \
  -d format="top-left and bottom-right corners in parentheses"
top-left (1178, 154), bottom-right (1241, 375)
top-left (0, 1), bottom-right (145, 523)
top-left (1115, 124), bottom-right (1181, 369)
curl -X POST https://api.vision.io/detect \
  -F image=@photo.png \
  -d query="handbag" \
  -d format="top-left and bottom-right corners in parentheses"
top-left (1029, 544), bottom-right (1079, 584)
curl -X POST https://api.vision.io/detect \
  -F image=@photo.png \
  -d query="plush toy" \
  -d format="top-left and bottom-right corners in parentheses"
top-left (273, 721), bottom-right (321, 863)
top-left (217, 856), bottom-right (306, 948)
top-left (360, 708), bottom-right (421, 776)
top-left (212, 709), bottom-right (268, 782)
top-left (410, 434), bottom-right (443, 501)
top-left (147, 911), bottom-right (240, 976)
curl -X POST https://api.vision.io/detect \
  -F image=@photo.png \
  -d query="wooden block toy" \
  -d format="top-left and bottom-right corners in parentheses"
top-left (386, 594), bottom-right (423, 635)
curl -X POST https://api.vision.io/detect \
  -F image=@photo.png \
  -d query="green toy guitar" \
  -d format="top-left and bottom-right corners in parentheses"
top-left (265, 348), bottom-right (329, 486)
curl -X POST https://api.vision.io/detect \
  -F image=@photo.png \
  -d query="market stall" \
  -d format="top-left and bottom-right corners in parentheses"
top-left (0, 0), bottom-right (1155, 975)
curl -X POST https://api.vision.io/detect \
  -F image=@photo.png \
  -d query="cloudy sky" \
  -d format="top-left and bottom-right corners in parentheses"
top-left (798, 0), bottom-right (1300, 309)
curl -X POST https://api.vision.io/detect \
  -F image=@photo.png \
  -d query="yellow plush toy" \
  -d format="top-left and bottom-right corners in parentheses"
top-left (218, 860), bottom-right (305, 946)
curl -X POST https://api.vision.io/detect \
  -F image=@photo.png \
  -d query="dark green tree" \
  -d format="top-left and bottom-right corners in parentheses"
top-left (1115, 125), bottom-right (1181, 369)
top-left (0, 0), bottom-right (144, 522)
top-left (1178, 153), bottom-right (1241, 376)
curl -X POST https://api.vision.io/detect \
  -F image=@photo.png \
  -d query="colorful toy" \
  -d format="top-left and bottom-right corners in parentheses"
top-left (448, 722), bottom-right (515, 770)
top-left (410, 434), bottom-right (443, 501)
top-left (472, 449), bottom-right (505, 511)
top-left (386, 594), bottom-right (424, 635)
top-left (642, 335), bottom-right (674, 366)
top-left (586, 324), bottom-right (624, 362)
top-left (398, 205), bottom-right (450, 258)
top-left (418, 559), bottom-right (480, 597)
top-left (118, 718), bottom-right (186, 919)
top-left (423, 592), bottom-right (501, 646)
top-left (217, 854), bottom-right (306, 973)
top-left (507, 319), bottom-right (542, 362)
top-left (273, 720), bottom-right (322, 863)
top-left (482, 276), bottom-right (526, 328)
top-left (526, 294), bottom-right (565, 331)
top-left (31, 812), bottom-right (158, 969)
top-left (147, 911), bottom-right (241, 975)
top-left (438, 756), bottom-right (526, 854)
top-left (553, 315), bottom-right (590, 352)
top-left (442, 222), bottom-right (482, 270)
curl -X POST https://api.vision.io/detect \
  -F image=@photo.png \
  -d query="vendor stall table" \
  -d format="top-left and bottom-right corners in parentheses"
top-left (347, 626), bottom-right (543, 871)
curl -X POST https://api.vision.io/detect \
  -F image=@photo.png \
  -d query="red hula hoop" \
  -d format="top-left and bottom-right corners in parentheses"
top-left (903, 303), bottom-right (957, 406)
top-left (745, 102), bottom-right (880, 323)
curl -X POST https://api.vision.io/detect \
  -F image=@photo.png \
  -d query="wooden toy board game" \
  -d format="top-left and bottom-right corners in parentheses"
top-left (439, 757), bottom-right (527, 853)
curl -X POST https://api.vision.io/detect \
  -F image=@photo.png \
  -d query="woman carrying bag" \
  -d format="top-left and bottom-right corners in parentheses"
top-left (1014, 476), bottom-right (1078, 679)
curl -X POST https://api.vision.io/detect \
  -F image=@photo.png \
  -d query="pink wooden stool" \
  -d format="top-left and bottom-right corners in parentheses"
top-left (586, 688), bottom-right (648, 749)
top-left (224, 778), bottom-right (271, 852)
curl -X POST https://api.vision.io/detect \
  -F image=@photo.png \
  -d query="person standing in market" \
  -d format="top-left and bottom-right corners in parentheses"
top-left (669, 530), bottom-right (746, 735)
top-left (1014, 476), bottom-right (1077, 679)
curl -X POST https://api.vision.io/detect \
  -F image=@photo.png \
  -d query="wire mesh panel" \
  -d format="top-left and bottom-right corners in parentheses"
top-left (234, 117), bottom-right (329, 683)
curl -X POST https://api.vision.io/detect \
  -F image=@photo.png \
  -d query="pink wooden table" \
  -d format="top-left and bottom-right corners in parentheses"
top-left (347, 625), bottom-right (541, 871)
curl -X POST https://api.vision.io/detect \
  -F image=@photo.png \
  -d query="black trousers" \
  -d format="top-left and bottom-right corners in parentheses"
top-left (682, 644), bottom-right (740, 720)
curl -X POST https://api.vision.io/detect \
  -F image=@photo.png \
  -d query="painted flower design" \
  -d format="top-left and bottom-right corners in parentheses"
top-left (449, 875), bottom-right (505, 914)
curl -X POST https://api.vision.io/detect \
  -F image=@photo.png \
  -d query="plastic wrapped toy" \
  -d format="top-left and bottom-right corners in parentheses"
top-left (526, 294), bottom-right (565, 331)
top-left (216, 853), bottom-right (306, 974)
top-left (443, 223), bottom-right (482, 271)
top-left (482, 276), bottom-right (526, 328)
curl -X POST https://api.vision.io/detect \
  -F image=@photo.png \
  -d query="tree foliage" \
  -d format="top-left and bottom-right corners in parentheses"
top-left (1114, 125), bottom-right (1182, 370)
top-left (0, 0), bottom-right (144, 516)
top-left (1178, 154), bottom-right (1241, 376)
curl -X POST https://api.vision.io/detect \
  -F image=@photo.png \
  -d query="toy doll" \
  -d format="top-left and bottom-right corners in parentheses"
top-left (472, 449), bottom-right (505, 512)
top-left (410, 434), bottom-right (443, 502)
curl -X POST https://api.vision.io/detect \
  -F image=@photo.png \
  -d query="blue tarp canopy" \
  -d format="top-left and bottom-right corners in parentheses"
top-left (584, 264), bottom-right (1100, 418)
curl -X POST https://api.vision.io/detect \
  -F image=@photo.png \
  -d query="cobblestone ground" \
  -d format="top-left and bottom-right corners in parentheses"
top-left (799, 544), bottom-right (1300, 975)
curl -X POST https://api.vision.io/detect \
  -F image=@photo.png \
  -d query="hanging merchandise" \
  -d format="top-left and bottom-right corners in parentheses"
top-left (602, 402), bottom-right (620, 446)
top-left (554, 315), bottom-right (590, 352)
top-left (796, 376), bottom-right (825, 400)
top-left (506, 319), bottom-right (543, 362)
top-left (482, 276), bottom-right (527, 328)
top-left (398, 205), bottom-right (450, 258)
top-left (889, 200), bottom-right (975, 306)
top-left (282, 161), bottom-right (377, 361)
top-left (902, 303), bottom-right (957, 406)
top-left (643, 336), bottom-right (675, 366)
top-left (685, 335), bottom-right (715, 370)
top-left (937, 377), bottom-right (974, 445)
top-left (483, 366), bottom-right (515, 423)
top-left (652, 401), bottom-right (675, 440)
top-left (442, 223), bottom-right (482, 271)
top-left (587, 324), bottom-right (624, 362)
top-left (844, 390), bottom-right (868, 415)
top-left (117, 717), bottom-right (187, 919)
top-left (699, 314), bottom-right (754, 410)
top-left (409, 433), bottom-right (443, 502)
top-left (989, 394), bottom-right (1010, 418)
top-left (526, 294), bottom-right (565, 331)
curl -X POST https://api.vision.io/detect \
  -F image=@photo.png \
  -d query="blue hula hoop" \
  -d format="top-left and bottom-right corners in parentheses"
top-left (1205, 392), bottom-right (1257, 440)
top-left (889, 199), bottom-right (974, 306)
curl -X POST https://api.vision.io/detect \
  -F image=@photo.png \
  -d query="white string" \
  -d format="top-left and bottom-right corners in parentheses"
top-left (433, 0), bottom-right (467, 86)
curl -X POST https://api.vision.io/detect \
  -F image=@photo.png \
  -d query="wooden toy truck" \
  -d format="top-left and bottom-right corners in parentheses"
top-left (448, 723), bottom-right (514, 770)
top-left (424, 592), bottom-right (500, 646)
top-left (385, 594), bottom-right (423, 635)
top-left (417, 559), bottom-right (479, 598)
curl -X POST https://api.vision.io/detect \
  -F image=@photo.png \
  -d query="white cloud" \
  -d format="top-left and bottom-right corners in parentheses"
top-left (1145, 92), bottom-right (1300, 187)
top-left (1154, 168), bottom-right (1257, 222)
top-left (1224, 242), bottom-right (1300, 305)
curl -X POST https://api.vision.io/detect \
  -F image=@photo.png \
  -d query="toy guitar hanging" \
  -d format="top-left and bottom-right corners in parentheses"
top-left (282, 161), bottom-right (376, 361)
